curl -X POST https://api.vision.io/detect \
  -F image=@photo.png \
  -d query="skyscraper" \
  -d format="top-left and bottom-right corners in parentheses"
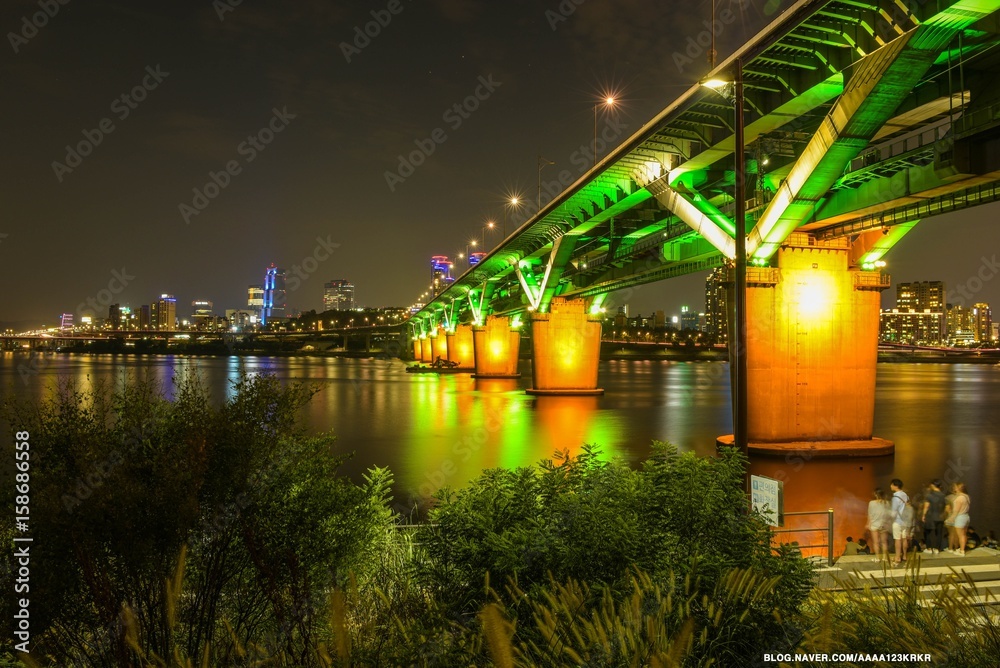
top-left (152, 294), bottom-right (177, 330)
top-left (430, 256), bottom-right (453, 296)
top-left (973, 302), bottom-right (992, 343)
top-left (323, 280), bottom-right (355, 311)
top-left (262, 265), bottom-right (286, 324)
top-left (881, 281), bottom-right (946, 344)
top-left (947, 304), bottom-right (975, 343)
top-left (704, 268), bottom-right (728, 343)
top-left (108, 304), bottom-right (123, 330)
top-left (896, 281), bottom-right (945, 311)
top-left (247, 285), bottom-right (264, 321)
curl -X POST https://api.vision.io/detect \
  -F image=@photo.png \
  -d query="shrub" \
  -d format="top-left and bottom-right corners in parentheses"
top-left (416, 443), bottom-right (813, 658)
top-left (2, 372), bottom-right (393, 667)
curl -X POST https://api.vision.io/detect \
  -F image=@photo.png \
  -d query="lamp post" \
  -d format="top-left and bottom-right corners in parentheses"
top-left (703, 59), bottom-right (747, 453)
top-left (538, 156), bottom-right (555, 209)
top-left (594, 96), bottom-right (615, 166)
top-left (482, 220), bottom-right (495, 250)
top-left (503, 197), bottom-right (521, 238)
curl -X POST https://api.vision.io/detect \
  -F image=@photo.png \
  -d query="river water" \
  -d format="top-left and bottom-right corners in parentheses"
top-left (3, 353), bottom-right (997, 558)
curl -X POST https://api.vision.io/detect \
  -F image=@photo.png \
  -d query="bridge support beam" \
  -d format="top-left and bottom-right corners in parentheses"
top-left (430, 328), bottom-right (448, 363)
top-left (447, 323), bottom-right (475, 370)
top-left (527, 297), bottom-right (603, 396)
top-left (419, 336), bottom-right (432, 363)
top-left (412, 338), bottom-right (421, 360)
top-left (472, 316), bottom-right (521, 378)
top-left (718, 234), bottom-right (892, 456)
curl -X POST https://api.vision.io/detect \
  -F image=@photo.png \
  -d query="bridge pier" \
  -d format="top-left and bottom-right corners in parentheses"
top-left (472, 315), bottom-right (521, 378)
top-left (430, 328), bottom-right (448, 362)
top-left (718, 234), bottom-right (893, 456)
top-left (419, 336), bottom-right (432, 363)
top-left (412, 338), bottom-right (421, 360)
top-left (446, 323), bottom-right (475, 370)
top-left (527, 297), bottom-right (603, 396)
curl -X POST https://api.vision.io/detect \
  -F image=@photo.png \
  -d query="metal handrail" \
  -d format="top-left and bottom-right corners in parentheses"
top-left (771, 508), bottom-right (835, 567)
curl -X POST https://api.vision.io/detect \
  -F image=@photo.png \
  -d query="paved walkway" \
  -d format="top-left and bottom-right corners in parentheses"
top-left (814, 547), bottom-right (1000, 605)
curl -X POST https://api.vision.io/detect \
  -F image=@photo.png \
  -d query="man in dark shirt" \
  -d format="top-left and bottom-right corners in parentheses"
top-left (922, 480), bottom-right (946, 553)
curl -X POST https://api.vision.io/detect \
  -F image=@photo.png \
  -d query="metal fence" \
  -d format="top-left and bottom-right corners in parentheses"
top-left (771, 508), bottom-right (835, 567)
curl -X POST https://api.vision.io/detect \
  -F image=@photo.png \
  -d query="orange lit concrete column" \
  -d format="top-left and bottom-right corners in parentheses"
top-left (527, 297), bottom-right (603, 396)
top-left (447, 323), bottom-right (475, 369)
top-left (430, 329), bottom-right (448, 362)
top-left (718, 234), bottom-right (892, 456)
top-left (472, 316), bottom-right (521, 378)
top-left (419, 336), bottom-right (432, 362)
top-left (412, 339), bottom-right (421, 360)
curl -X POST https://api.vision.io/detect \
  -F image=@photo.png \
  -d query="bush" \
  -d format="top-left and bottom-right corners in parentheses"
top-left (2, 373), bottom-right (393, 667)
top-left (415, 443), bottom-right (813, 659)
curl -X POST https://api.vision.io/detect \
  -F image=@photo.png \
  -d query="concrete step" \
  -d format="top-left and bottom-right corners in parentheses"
top-left (814, 548), bottom-right (1000, 606)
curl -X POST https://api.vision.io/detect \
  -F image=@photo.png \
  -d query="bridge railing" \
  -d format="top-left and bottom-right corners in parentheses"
top-left (955, 99), bottom-right (1000, 137)
top-left (853, 271), bottom-right (891, 290)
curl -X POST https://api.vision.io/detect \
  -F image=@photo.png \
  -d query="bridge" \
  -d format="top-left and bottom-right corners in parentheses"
top-left (406, 0), bottom-right (1000, 456)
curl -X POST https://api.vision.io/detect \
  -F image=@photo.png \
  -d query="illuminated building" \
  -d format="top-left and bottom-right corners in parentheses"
top-left (151, 294), bottom-right (177, 330)
top-left (225, 309), bottom-right (254, 331)
top-left (323, 280), bottom-right (355, 311)
top-left (896, 281), bottom-right (945, 311)
top-left (880, 309), bottom-right (946, 344)
top-left (705, 267), bottom-right (728, 343)
top-left (191, 300), bottom-right (214, 329)
top-left (60, 313), bottom-right (73, 330)
top-left (469, 252), bottom-right (487, 265)
top-left (947, 304), bottom-right (975, 343)
top-left (973, 302), bottom-right (992, 343)
top-left (879, 281), bottom-right (946, 343)
top-left (680, 305), bottom-right (699, 331)
top-left (262, 265), bottom-right (286, 324)
top-left (247, 285), bottom-right (264, 319)
top-left (430, 256), bottom-right (454, 296)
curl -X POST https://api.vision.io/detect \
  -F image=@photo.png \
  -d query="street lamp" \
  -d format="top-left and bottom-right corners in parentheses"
top-left (702, 59), bottom-right (747, 453)
top-left (503, 197), bottom-right (521, 238)
top-left (594, 96), bottom-right (616, 166)
top-left (482, 220), bottom-right (496, 249)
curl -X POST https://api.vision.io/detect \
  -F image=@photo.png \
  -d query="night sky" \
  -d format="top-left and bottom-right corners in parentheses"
top-left (3, 0), bottom-right (999, 329)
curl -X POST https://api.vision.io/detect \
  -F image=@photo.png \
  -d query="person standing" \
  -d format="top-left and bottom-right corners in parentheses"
top-left (922, 480), bottom-right (946, 554)
top-left (866, 488), bottom-right (892, 562)
top-left (947, 482), bottom-right (972, 555)
top-left (891, 479), bottom-right (910, 565)
top-left (944, 486), bottom-right (958, 552)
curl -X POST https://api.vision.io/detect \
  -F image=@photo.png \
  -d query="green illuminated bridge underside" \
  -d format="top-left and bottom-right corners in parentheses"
top-left (413, 0), bottom-right (1000, 332)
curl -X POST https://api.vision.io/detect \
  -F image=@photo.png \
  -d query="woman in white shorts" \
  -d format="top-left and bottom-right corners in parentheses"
top-left (948, 482), bottom-right (971, 555)
top-left (866, 488), bottom-right (892, 561)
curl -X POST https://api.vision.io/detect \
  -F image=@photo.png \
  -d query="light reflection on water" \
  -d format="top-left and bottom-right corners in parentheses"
top-left (2, 353), bottom-right (997, 556)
